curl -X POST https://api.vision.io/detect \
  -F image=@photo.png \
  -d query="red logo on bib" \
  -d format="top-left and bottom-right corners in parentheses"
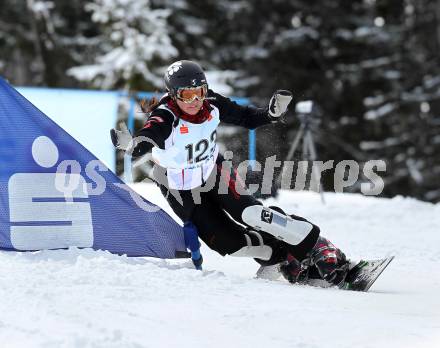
top-left (180, 125), bottom-right (189, 134)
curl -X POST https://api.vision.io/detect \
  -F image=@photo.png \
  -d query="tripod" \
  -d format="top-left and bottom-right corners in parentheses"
top-left (279, 109), bottom-right (326, 204)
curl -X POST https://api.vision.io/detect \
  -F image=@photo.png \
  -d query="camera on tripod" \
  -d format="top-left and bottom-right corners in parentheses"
top-left (281, 99), bottom-right (325, 202)
top-left (295, 100), bottom-right (322, 127)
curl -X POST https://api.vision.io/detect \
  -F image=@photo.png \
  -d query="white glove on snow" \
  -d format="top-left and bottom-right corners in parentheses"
top-left (268, 90), bottom-right (293, 119)
top-left (110, 123), bottom-right (134, 152)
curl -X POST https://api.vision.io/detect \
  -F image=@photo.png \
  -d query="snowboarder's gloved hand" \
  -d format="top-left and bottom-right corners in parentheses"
top-left (110, 123), bottom-right (134, 152)
top-left (268, 90), bottom-right (293, 121)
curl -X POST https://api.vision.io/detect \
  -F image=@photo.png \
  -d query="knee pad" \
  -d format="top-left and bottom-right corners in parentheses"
top-left (242, 205), bottom-right (314, 245)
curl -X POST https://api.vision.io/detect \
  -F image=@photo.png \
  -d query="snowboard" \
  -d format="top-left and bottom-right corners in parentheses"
top-left (256, 256), bottom-right (394, 292)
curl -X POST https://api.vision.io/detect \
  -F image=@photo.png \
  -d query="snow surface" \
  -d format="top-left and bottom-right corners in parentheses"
top-left (1, 184), bottom-right (439, 348)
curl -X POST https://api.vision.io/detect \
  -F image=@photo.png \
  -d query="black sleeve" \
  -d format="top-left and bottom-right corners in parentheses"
top-left (131, 109), bottom-right (174, 158)
top-left (208, 90), bottom-right (272, 129)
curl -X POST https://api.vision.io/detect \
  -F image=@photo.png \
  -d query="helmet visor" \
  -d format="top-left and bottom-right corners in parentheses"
top-left (176, 85), bottom-right (207, 104)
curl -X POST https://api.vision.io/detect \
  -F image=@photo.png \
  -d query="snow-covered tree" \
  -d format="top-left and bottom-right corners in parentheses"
top-left (358, 0), bottom-right (440, 201)
top-left (1, 0), bottom-right (439, 201)
top-left (68, 0), bottom-right (178, 90)
top-left (213, 0), bottom-right (440, 202)
top-left (0, 0), bottom-right (101, 87)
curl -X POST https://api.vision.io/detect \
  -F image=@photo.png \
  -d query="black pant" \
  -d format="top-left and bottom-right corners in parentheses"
top-left (156, 154), bottom-right (319, 264)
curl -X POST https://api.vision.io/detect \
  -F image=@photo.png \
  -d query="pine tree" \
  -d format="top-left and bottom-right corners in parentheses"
top-left (359, 0), bottom-right (440, 201)
top-left (219, 0), bottom-right (440, 202)
top-left (67, 0), bottom-right (178, 90)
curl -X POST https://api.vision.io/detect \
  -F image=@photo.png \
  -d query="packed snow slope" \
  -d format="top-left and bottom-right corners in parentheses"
top-left (1, 183), bottom-right (439, 348)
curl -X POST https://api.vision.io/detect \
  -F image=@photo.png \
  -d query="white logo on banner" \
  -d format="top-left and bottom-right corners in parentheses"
top-left (8, 136), bottom-right (94, 250)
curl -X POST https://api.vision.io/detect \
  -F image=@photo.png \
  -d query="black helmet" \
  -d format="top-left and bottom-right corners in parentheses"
top-left (164, 60), bottom-right (207, 98)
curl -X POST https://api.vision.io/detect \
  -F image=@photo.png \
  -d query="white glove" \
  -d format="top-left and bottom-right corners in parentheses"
top-left (110, 123), bottom-right (134, 151)
top-left (268, 90), bottom-right (293, 119)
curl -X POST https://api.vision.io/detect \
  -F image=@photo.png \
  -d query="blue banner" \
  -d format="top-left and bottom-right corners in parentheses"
top-left (0, 77), bottom-right (186, 258)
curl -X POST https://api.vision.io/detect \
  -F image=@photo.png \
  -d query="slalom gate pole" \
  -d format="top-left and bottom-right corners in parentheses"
top-left (183, 221), bottom-right (203, 270)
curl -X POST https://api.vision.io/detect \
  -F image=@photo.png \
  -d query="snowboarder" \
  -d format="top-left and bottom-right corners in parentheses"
top-left (111, 60), bottom-right (350, 287)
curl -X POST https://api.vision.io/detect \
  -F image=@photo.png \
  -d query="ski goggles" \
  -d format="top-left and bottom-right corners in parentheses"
top-left (176, 85), bottom-right (208, 103)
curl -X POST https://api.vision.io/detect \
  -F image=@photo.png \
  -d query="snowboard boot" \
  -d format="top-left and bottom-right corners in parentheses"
top-left (280, 237), bottom-right (349, 286)
top-left (309, 236), bottom-right (349, 286)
